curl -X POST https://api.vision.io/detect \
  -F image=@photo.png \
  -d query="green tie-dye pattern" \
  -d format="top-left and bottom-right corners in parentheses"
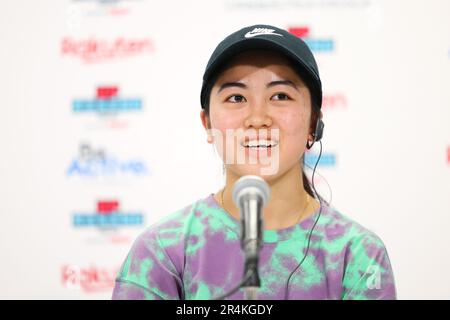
top-left (264, 231), bottom-right (279, 243)
top-left (341, 233), bottom-right (391, 299)
top-left (224, 228), bottom-right (239, 241)
top-left (158, 228), bottom-right (183, 248)
top-left (113, 195), bottom-right (396, 300)
top-left (125, 258), bottom-right (153, 288)
top-left (184, 215), bottom-right (206, 256)
top-left (184, 271), bottom-right (235, 300)
top-left (195, 282), bottom-right (212, 299)
top-left (199, 203), bottom-right (238, 231)
top-left (298, 255), bottom-right (324, 287)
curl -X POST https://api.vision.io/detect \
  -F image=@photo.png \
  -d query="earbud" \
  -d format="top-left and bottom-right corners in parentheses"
top-left (306, 118), bottom-right (324, 150)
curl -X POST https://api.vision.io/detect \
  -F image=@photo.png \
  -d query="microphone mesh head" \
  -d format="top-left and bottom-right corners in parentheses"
top-left (232, 175), bottom-right (270, 207)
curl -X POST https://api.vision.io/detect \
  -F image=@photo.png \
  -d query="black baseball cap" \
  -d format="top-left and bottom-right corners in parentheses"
top-left (200, 24), bottom-right (322, 110)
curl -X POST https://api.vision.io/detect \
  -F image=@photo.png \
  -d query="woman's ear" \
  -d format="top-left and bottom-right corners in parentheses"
top-left (308, 110), bottom-right (323, 142)
top-left (200, 109), bottom-right (208, 129)
top-left (308, 111), bottom-right (317, 141)
top-left (200, 110), bottom-right (213, 143)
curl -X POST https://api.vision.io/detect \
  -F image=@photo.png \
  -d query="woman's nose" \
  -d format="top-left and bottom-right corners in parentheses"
top-left (243, 101), bottom-right (272, 129)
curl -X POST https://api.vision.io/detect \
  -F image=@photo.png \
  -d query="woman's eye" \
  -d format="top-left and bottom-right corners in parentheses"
top-left (226, 95), bottom-right (246, 103)
top-left (272, 93), bottom-right (291, 101)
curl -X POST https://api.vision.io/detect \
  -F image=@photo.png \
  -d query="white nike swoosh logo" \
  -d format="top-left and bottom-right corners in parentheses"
top-left (244, 30), bottom-right (283, 38)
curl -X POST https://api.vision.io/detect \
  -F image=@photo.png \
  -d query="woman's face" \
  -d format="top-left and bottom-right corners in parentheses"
top-left (202, 50), bottom-right (314, 181)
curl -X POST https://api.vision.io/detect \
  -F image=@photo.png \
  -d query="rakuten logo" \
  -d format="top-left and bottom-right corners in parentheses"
top-left (61, 37), bottom-right (155, 63)
top-left (61, 264), bottom-right (118, 293)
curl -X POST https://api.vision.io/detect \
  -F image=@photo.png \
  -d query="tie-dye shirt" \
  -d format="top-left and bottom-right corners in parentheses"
top-left (112, 194), bottom-right (396, 300)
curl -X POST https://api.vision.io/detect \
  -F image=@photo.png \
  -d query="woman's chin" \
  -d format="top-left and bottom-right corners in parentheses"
top-left (229, 163), bottom-right (283, 180)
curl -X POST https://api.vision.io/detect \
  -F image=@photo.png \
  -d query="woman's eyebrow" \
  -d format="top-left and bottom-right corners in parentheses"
top-left (267, 80), bottom-right (298, 91)
top-left (217, 82), bottom-right (246, 94)
top-left (217, 80), bottom-right (298, 94)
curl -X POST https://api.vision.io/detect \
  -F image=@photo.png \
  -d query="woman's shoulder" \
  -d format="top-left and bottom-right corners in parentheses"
top-left (316, 202), bottom-right (389, 252)
top-left (135, 194), bottom-right (216, 245)
top-left (318, 203), bottom-right (396, 299)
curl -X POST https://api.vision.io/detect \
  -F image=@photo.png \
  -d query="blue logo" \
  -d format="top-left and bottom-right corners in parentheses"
top-left (73, 200), bottom-right (144, 228)
top-left (303, 39), bottom-right (334, 52)
top-left (73, 212), bottom-right (143, 227)
top-left (305, 152), bottom-right (337, 168)
top-left (72, 86), bottom-right (142, 114)
top-left (66, 143), bottom-right (149, 178)
top-left (288, 27), bottom-right (334, 53)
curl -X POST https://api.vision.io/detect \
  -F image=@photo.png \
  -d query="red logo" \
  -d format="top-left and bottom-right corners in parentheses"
top-left (96, 86), bottom-right (119, 100)
top-left (97, 200), bottom-right (119, 214)
top-left (287, 26), bottom-right (334, 53)
top-left (61, 265), bottom-right (118, 293)
top-left (288, 27), bottom-right (310, 38)
top-left (61, 37), bottom-right (155, 63)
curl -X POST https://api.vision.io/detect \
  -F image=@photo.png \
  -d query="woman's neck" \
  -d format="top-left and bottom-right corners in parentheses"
top-left (216, 165), bottom-right (320, 230)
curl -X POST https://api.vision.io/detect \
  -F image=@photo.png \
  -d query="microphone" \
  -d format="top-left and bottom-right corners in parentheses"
top-left (232, 175), bottom-right (270, 299)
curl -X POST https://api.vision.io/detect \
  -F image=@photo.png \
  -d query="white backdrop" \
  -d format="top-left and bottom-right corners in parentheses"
top-left (0, 0), bottom-right (449, 299)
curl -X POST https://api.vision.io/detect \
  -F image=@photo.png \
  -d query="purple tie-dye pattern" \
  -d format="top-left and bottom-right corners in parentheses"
top-left (112, 194), bottom-right (396, 300)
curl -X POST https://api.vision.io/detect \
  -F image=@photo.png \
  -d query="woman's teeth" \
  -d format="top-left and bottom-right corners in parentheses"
top-left (242, 140), bottom-right (278, 148)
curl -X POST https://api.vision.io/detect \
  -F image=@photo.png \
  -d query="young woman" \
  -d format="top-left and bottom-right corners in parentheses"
top-left (112, 24), bottom-right (396, 300)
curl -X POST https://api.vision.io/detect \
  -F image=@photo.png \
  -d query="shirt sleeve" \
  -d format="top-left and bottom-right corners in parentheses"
top-left (341, 232), bottom-right (397, 300)
top-left (111, 229), bottom-right (184, 300)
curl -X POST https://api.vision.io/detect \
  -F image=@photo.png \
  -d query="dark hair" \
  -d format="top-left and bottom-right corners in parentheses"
top-left (202, 55), bottom-right (321, 200)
